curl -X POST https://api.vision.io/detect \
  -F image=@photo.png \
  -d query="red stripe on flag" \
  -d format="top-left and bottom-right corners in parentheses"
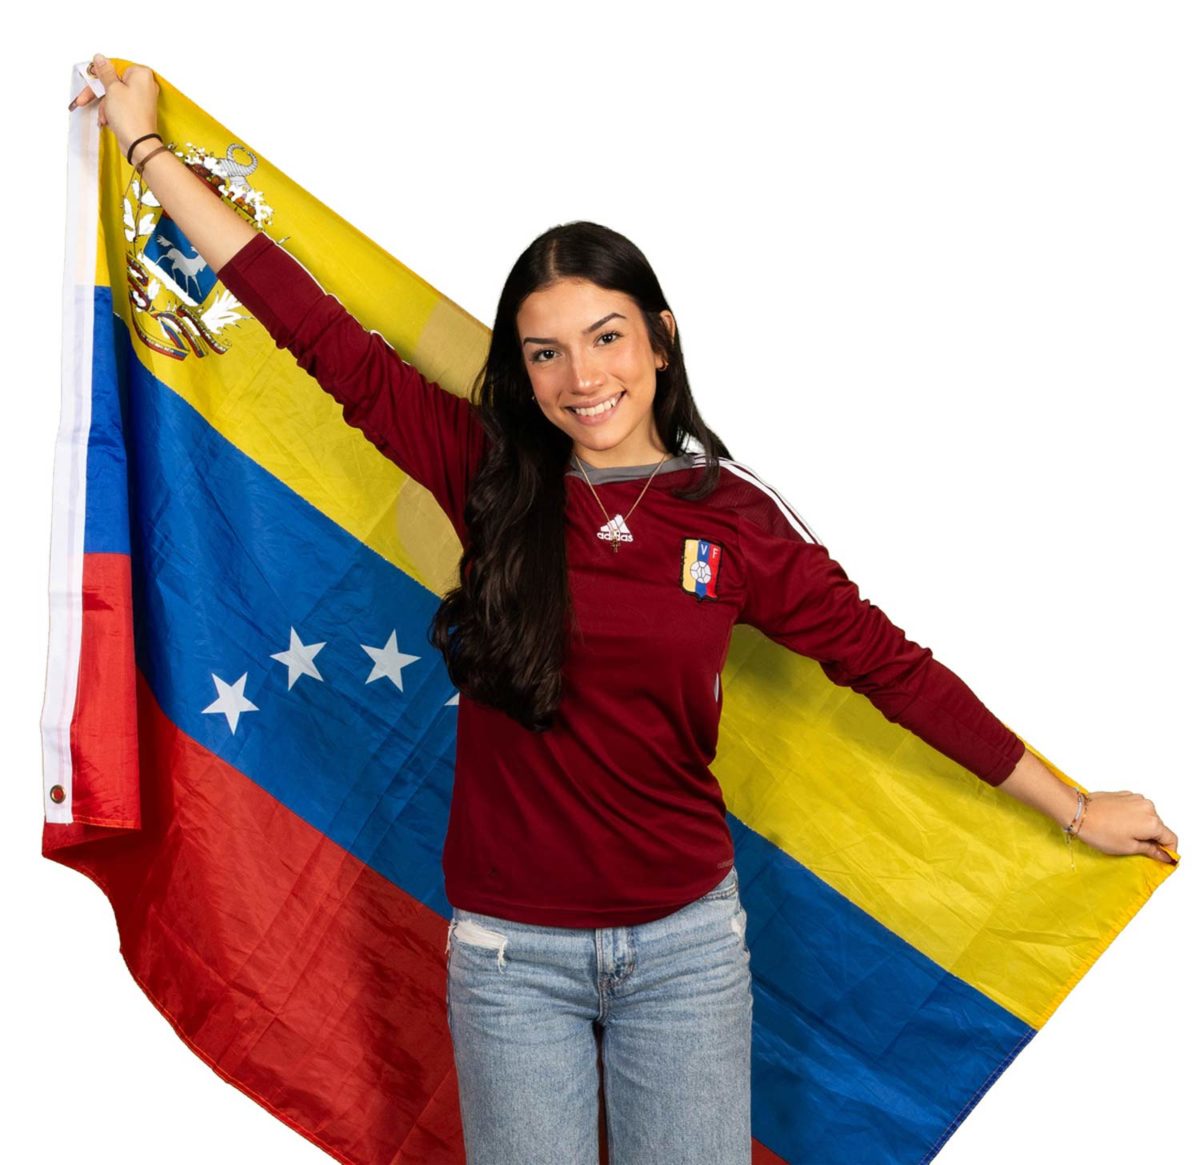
top-left (47, 667), bottom-right (463, 1163)
top-left (752, 1141), bottom-right (789, 1164)
top-left (44, 552), bottom-right (141, 851)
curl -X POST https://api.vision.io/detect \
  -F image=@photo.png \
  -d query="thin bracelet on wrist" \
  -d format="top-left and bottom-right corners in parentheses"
top-left (126, 131), bottom-right (162, 165)
top-left (135, 143), bottom-right (171, 177)
top-left (1063, 788), bottom-right (1090, 835)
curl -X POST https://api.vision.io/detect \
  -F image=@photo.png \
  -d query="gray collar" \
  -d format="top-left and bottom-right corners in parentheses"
top-left (566, 451), bottom-right (703, 485)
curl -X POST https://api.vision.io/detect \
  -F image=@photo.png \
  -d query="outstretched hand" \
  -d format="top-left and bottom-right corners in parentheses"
top-left (68, 54), bottom-right (160, 161)
top-left (1077, 790), bottom-right (1178, 864)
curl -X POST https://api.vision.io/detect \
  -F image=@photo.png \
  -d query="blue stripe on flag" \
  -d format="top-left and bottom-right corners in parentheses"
top-left (84, 291), bottom-right (133, 554)
top-left (730, 817), bottom-right (1034, 1163)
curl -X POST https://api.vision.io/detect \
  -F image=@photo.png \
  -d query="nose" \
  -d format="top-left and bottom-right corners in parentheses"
top-left (572, 350), bottom-right (606, 394)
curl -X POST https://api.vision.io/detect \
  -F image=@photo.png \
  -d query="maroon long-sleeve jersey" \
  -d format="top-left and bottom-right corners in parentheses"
top-left (218, 230), bottom-right (1025, 926)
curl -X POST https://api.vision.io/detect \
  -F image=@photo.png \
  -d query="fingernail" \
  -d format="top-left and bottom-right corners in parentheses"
top-left (67, 97), bottom-right (78, 111)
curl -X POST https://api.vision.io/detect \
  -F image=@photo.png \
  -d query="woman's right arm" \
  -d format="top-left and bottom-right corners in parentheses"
top-left (80, 55), bottom-right (487, 537)
top-left (79, 56), bottom-right (256, 269)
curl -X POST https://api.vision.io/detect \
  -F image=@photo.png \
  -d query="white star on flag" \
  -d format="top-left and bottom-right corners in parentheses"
top-left (202, 672), bottom-right (259, 733)
top-left (445, 691), bottom-right (460, 705)
top-left (271, 627), bottom-right (326, 690)
top-left (361, 631), bottom-right (420, 691)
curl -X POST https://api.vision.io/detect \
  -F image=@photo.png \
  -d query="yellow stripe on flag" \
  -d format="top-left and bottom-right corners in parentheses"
top-left (717, 629), bottom-right (1173, 1029)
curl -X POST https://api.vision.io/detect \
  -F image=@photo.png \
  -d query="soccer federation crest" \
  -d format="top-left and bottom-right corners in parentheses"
top-left (680, 538), bottom-right (724, 600)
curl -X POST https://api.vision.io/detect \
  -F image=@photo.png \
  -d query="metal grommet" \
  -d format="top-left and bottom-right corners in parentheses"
top-left (49, 784), bottom-right (66, 804)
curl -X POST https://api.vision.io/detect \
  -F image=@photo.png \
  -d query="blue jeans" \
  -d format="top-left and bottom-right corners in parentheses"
top-left (445, 865), bottom-right (753, 1164)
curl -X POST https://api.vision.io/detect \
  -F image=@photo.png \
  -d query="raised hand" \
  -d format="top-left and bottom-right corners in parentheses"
top-left (70, 54), bottom-right (160, 163)
top-left (66, 53), bottom-right (259, 273)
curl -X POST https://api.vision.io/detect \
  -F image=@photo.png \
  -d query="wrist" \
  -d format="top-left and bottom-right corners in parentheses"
top-left (996, 746), bottom-right (1082, 827)
top-left (1062, 787), bottom-right (1090, 834)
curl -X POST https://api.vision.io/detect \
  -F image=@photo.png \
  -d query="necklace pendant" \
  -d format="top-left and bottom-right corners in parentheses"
top-left (610, 539), bottom-right (620, 553)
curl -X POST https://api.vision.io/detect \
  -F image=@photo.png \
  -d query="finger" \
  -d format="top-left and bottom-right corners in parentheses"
top-left (1139, 837), bottom-right (1178, 863)
top-left (1154, 823), bottom-right (1180, 852)
top-left (68, 84), bottom-right (97, 112)
top-left (90, 53), bottom-right (121, 88)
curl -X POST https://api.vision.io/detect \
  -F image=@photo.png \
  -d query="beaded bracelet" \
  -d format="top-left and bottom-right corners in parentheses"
top-left (1064, 788), bottom-right (1090, 836)
top-left (1061, 788), bottom-right (1090, 870)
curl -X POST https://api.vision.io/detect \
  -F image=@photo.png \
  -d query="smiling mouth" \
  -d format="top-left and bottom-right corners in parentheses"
top-left (567, 391), bottom-right (625, 418)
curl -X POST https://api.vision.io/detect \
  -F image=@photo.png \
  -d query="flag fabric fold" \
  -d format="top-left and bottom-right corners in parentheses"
top-left (43, 61), bottom-right (1176, 1164)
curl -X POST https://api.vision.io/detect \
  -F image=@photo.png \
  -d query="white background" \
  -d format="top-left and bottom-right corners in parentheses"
top-left (9, 3), bottom-right (1195, 1162)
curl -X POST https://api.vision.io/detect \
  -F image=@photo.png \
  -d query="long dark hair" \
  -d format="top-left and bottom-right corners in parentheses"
top-left (430, 221), bottom-right (731, 731)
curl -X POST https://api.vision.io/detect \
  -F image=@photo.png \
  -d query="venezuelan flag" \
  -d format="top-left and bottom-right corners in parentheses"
top-left (43, 61), bottom-right (1177, 1164)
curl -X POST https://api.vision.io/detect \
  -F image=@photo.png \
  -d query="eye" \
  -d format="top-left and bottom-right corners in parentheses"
top-left (597, 330), bottom-right (621, 345)
top-left (531, 348), bottom-right (556, 364)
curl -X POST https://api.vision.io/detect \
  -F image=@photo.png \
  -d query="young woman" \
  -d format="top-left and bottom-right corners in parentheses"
top-left (77, 53), bottom-right (1179, 1165)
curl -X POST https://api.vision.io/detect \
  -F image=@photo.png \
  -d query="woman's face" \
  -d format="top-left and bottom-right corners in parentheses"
top-left (516, 278), bottom-right (676, 469)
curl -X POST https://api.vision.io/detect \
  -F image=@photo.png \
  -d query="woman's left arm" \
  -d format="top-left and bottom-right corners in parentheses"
top-left (996, 747), bottom-right (1179, 864)
top-left (734, 512), bottom-right (1181, 867)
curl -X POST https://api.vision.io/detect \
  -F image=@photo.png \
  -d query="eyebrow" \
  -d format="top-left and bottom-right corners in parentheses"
top-left (521, 312), bottom-right (627, 346)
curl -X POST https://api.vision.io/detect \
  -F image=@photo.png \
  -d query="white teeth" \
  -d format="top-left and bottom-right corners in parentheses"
top-left (570, 393), bottom-right (622, 417)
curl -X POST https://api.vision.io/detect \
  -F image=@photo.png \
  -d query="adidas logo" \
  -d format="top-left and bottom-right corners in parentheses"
top-left (596, 514), bottom-right (634, 543)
